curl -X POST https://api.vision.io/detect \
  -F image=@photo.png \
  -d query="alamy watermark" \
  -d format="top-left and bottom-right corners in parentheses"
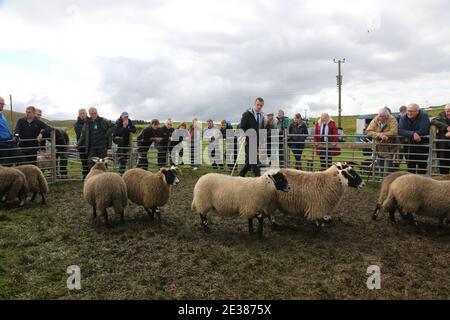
top-left (366, 265), bottom-right (381, 290)
top-left (67, 265), bottom-right (81, 290)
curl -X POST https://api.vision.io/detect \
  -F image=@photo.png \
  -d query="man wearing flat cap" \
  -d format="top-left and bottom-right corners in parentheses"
top-left (114, 111), bottom-right (137, 174)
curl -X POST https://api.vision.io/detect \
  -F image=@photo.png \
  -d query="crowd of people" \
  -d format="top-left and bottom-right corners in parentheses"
top-left (1, 94), bottom-right (450, 179)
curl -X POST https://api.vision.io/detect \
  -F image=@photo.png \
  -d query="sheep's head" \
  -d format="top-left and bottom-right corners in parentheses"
top-left (335, 162), bottom-right (365, 189)
top-left (90, 157), bottom-right (113, 172)
top-left (264, 169), bottom-right (290, 192)
top-left (160, 166), bottom-right (181, 186)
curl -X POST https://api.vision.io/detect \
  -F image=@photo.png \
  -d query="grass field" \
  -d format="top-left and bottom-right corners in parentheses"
top-left (1, 171), bottom-right (449, 299)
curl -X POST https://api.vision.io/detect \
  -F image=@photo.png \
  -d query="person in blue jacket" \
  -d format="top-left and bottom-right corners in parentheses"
top-left (398, 103), bottom-right (430, 174)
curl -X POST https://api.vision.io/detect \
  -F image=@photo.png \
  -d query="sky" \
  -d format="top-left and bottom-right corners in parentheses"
top-left (0, 0), bottom-right (449, 122)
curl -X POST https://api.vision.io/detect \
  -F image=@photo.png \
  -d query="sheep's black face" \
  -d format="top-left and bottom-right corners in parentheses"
top-left (340, 167), bottom-right (364, 189)
top-left (270, 172), bottom-right (290, 192)
top-left (163, 169), bottom-right (180, 186)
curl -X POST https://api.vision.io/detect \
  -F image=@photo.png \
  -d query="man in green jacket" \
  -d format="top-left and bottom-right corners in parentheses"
top-left (78, 107), bottom-right (115, 169)
top-left (275, 109), bottom-right (291, 167)
top-left (431, 104), bottom-right (450, 174)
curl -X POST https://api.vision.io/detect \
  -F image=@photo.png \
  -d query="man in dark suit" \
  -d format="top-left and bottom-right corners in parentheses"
top-left (239, 97), bottom-right (264, 177)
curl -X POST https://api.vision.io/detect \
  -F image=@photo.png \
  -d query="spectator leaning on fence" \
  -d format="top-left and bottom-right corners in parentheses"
top-left (136, 119), bottom-right (162, 170)
top-left (395, 105), bottom-right (408, 166)
top-left (262, 113), bottom-right (276, 166)
top-left (398, 103), bottom-right (431, 174)
top-left (239, 97), bottom-right (264, 177)
top-left (0, 96), bottom-right (20, 165)
top-left (158, 119), bottom-right (174, 168)
top-left (366, 107), bottom-right (399, 177)
top-left (113, 111), bottom-right (137, 175)
top-left (74, 108), bottom-right (89, 178)
top-left (313, 113), bottom-right (341, 169)
top-left (34, 108), bottom-right (47, 151)
top-left (14, 106), bottom-right (51, 165)
top-left (288, 113), bottom-right (308, 170)
top-left (275, 109), bottom-right (291, 167)
top-left (170, 122), bottom-right (188, 165)
top-left (430, 104), bottom-right (450, 174)
top-left (203, 119), bottom-right (222, 170)
top-left (77, 107), bottom-right (115, 168)
top-left (220, 119), bottom-right (238, 170)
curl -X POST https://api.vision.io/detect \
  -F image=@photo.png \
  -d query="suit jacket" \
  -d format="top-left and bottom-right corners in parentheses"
top-left (240, 109), bottom-right (264, 147)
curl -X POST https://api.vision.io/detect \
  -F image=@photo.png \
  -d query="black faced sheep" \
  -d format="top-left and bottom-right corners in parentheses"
top-left (273, 162), bottom-right (365, 230)
top-left (191, 170), bottom-right (289, 238)
top-left (122, 166), bottom-right (181, 223)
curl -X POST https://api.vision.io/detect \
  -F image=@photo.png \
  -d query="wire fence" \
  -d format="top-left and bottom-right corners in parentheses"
top-left (0, 128), bottom-right (449, 183)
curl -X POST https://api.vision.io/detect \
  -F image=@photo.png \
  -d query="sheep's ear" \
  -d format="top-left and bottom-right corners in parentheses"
top-left (90, 157), bottom-right (100, 163)
top-left (171, 166), bottom-right (182, 176)
top-left (334, 162), bottom-right (343, 170)
top-left (104, 157), bottom-right (114, 164)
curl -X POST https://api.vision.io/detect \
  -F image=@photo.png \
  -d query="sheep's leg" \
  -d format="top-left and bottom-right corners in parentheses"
top-left (31, 192), bottom-right (37, 202)
top-left (314, 219), bottom-right (325, 232)
top-left (372, 203), bottom-right (381, 221)
top-left (40, 192), bottom-right (47, 205)
top-left (199, 213), bottom-right (209, 231)
top-left (388, 208), bottom-right (396, 224)
top-left (119, 211), bottom-right (124, 224)
top-left (92, 206), bottom-right (97, 218)
top-left (145, 208), bottom-right (154, 220)
top-left (18, 194), bottom-right (26, 207)
top-left (269, 215), bottom-right (283, 231)
top-left (409, 212), bottom-right (419, 227)
top-left (256, 214), bottom-right (264, 239)
top-left (155, 208), bottom-right (161, 224)
top-left (248, 218), bottom-right (254, 234)
top-left (102, 208), bottom-right (110, 227)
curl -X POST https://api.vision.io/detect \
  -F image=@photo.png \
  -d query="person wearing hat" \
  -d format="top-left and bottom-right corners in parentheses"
top-left (137, 119), bottom-right (162, 170)
top-left (114, 112), bottom-right (137, 174)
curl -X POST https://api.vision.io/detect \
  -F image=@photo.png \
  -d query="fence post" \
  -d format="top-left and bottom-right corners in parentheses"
top-left (325, 134), bottom-right (329, 168)
top-left (371, 138), bottom-right (376, 182)
top-left (129, 141), bottom-right (134, 169)
top-left (51, 128), bottom-right (57, 183)
top-left (427, 130), bottom-right (434, 176)
top-left (283, 129), bottom-right (289, 168)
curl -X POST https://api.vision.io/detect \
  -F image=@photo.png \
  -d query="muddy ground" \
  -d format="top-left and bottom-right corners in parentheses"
top-left (0, 172), bottom-right (449, 299)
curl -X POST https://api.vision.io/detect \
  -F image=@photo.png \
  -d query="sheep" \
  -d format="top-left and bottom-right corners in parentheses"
top-left (122, 166), bottom-right (181, 223)
top-left (15, 165), bottom-right (49, 205)
top-left (372, 172), bottom-right (450, 221)
top-left (37, 151), bottom-right (52, 173)
top-left (191, 170), bottom-right (289, 238)
top-left (372, 171), bottom-right (409, 221)
top-left (382, 174), bottom-right (450, 227)
top-left (0, 165), bottom-right (29, 207)
top-left (273, 162), bottom-right (365, 230)
top-left (83, 157), bottom-right (128, 225)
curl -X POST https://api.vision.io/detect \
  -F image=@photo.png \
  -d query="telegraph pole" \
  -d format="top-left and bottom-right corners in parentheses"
top-left (333, 58), bottom-right (345, 128)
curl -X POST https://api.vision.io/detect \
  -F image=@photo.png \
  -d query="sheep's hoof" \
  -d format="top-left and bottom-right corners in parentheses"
top-left (145, 208), bottom-right (154, 219)
top-left (314, 220), bottom-right (325, 232)
top-left (372, 205), bottom-right (380, 221)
